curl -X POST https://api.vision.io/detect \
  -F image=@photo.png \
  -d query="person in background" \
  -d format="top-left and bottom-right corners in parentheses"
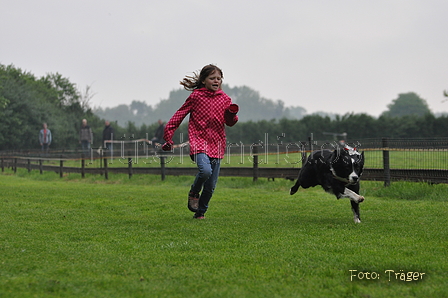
top-left (151, 119), bottom-right (165, 149)
top-left (39, 123), bottom-right (52, 155)
top-left (79, 119), bottom-right (92, 157)
top-left (102, 120), bottom-right (114, 151)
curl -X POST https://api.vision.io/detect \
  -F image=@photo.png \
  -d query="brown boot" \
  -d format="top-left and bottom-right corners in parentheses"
top-left (188, 191), bottom-right (199, 212)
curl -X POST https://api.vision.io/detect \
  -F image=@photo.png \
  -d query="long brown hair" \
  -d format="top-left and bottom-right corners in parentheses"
top-left (180, 64), bottom-right (224, 91)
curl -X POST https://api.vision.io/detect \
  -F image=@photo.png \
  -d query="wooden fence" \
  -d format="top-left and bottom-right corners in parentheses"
top-left (2, 138), bottom-right (448, 185)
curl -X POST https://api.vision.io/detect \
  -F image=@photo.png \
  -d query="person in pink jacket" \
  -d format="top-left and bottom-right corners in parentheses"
top-left (162, 64), bottom-right (239, 219)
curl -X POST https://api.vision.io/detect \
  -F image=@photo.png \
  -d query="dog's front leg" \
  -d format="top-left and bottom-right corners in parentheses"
top-left (342, 188), bottom-right (365, 203)
top-left (350, 200), bottom-right (361, 223)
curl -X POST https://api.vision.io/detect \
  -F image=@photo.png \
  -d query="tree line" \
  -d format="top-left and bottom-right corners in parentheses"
top-left (0, 64), bottom-right (94, 150)
top-left (1, 63), bottom-right (447, 151)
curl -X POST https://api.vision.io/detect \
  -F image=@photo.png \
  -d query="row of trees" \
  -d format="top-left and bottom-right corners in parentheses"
top-left (226, 113), bottom-right (448, 145)
top-left (93, 88), bottom-right (448, 145)
top-left (94, 84), bottom-right (442, 127)
top-left (0, 64), bottom-right (100, 150)
top-left (94, 110), bottom-right (448, 148)
top-left (1, 64), bottom-right (447, 151)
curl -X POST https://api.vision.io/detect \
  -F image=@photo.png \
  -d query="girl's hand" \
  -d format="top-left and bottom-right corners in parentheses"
top-left (162, 141), bottom-right (173, 151)
top-left (224, 104), bottom-right (239, 126)
top-left (228, 104), bottom-right (239, 114)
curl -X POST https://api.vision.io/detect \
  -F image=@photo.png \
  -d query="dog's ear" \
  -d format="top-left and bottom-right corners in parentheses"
top-left (340, 147), bottom-right (350, 157)
top-left (358, 151), bottom-right (365, 172)
top-left (353, 151), bottom-right (365, 166)
top-left (331, 148), bottom-right (342, 164)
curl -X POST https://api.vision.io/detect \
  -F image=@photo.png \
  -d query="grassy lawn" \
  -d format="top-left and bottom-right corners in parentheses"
top-left (0, 169), bottom-right (447, 297)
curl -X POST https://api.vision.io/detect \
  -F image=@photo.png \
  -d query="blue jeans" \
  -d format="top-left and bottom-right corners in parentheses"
top-left (41, 143), bottom-right (49, 154)
top-left (81, 140), bottom-right (91, 157)
top-left (190, 153), bottom-right (221, 214)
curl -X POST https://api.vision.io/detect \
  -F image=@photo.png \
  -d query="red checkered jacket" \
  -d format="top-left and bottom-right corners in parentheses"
top-left (163, 88), bottom-right (238, 159)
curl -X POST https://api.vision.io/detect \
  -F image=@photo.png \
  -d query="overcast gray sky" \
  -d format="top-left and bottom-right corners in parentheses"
top-left (2, 0), bottom-right (448, 117)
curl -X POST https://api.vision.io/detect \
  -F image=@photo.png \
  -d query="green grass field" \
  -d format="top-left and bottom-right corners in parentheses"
top-left (0, 169), bottom-right (447, 297)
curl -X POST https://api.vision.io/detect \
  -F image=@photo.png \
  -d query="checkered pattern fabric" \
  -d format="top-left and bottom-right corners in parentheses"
top-left (164, 88), bottom-right (238, 159)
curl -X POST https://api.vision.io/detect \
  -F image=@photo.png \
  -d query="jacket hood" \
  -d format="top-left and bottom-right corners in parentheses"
top-left (196, 87), bottom-right (224, 96)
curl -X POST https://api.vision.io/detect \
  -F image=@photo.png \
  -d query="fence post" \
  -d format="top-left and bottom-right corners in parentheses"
top-left (301, 141), bottom-right (307, 167)
top-left (128, 151), bottom-right (133, 179)
top-left (99, 149), bottom-right (103, 176)
top-left (308, 135), bottom-right (312, 153)
top-left (382, 137), bottom-right (391, 187)
top-left (160, 155), bottom-right (166, 181)
top-left (104, 156), bottom-right (109, 180)
top-left (39, 159), bottom-right (43, 174)
top-left (14, 158), bottom-right (17, 173)
top-left (253, 145), bottom-right (258, 181)
top-left (1, 156), bottom-right (4, 172)
top-left (59, 155), bottom-right (63, 178)
top-left (27, 159), bottom-right (31, 173)
top-left (81, 154), bottom-right (85, 178)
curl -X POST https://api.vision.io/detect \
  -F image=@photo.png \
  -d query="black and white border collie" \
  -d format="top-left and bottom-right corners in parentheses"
top-left (290, 145), bottom-right (365, 223)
